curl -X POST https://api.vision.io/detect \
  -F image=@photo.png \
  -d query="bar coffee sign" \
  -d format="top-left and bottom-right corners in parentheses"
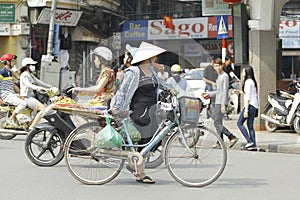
top-left (0, 4), bottom-right (15, 23)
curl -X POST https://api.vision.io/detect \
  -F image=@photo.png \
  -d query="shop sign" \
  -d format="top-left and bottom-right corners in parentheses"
top-left (0, 4), bottom-right (15, 23)
top-left (121, 20), bottom-right (148, 41)
top-left (282, 38), bottom-right (300, 49)
top-left (37, 8), bottom-right (82, 26)
top-left (0, 23), bottom-right (10, 36)
top-left (148, 17), bottom-right (208, 40)
top-left (122, 16), bottom-right (232, 41)
top-left (11, 24), bottom-right (21, 35)
top-left (279, 19), bottom-right (300, 38)
top-left (199, 40), bottom-right (222, 54)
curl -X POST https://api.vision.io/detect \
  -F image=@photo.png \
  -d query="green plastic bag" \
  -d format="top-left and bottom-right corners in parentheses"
top-left (118, 118), bottom-right (141, 143)
top-left (94, 117), bottom-right (123, 148)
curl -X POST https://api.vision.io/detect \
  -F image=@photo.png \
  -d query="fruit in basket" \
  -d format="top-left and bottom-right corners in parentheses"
top-left (55, 96), bottom-right (76, 104)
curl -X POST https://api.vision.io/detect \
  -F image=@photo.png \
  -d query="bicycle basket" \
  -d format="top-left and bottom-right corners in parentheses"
top-left (179, 97), bottom-right (203, 125)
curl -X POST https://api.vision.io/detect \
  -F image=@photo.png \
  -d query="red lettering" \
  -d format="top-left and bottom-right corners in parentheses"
top-left (191, 23), bottom-right (204, 33)
top-left (150, 21), bottom-right (163, 35)
top-left (285, 20), bottom-right (297, 27)
top-left (178, 24), bottom-right (190, 37)
top-left (150, 20), bottom-right (205, 38)
top-left (55, 11), bottom-right (72, 21)
top-left (280, 20), bottom-right (298, 29)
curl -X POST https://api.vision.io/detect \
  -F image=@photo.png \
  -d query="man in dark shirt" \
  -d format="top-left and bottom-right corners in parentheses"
top-left (203, 58), bottom-right (218, 119)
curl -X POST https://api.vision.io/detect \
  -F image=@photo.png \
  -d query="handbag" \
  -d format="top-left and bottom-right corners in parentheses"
top-left (94, 116), bottom-right (123, 148)
top-left (118, 117), bottom-right (141, 143)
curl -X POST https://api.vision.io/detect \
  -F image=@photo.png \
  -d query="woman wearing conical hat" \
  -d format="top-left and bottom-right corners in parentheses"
top-left (110, 41), bottom-right (167, 184)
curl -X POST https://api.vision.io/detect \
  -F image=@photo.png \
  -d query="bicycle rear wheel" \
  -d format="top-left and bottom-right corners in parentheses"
top-left (164, 126), bottom-right (227, 187)
top-left (64, 122), bottom-right (125, 185)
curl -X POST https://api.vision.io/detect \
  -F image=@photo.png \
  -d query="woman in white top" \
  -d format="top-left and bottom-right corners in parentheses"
top-left (19, 57), bottom-right (52, 130)
top-left (236, 65), bottom-right (259, 150)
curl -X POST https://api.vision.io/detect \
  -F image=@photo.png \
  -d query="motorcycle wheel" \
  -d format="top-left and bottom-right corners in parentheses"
top-left (293, 116), bottom-right (300, 135)
top-left (145, 145), bottom-right (164, 169)
top-left (0, 116), bottom-right (17, 140)
top-left (264, 107), bottom-right (278, 132)
top-left (25, 128), bottom-right (65, 167)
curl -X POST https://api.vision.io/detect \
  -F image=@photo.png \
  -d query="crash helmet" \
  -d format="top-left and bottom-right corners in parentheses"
top-left (171, 64), bottom-right (182, 73)
top-left (0, 54), bottom-right (16, 65)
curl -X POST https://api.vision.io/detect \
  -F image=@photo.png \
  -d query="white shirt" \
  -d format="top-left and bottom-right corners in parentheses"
top-left (244, 79), bottom-right (258, 109)
top-left (20, 71), bottom-right (50, 97)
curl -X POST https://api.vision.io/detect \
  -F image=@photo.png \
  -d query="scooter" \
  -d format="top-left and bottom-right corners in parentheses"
top-left (24, 105), bottom-right (90, 166)
top-left (260, 82), bottom-right (300, 134)
top-left (0, 89), bottom-right (54, 140)
top-left (24, 85), bottom-right (91, 167)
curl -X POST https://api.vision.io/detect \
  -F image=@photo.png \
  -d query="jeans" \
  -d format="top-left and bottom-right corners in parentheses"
top-left (237, 105), bottom-right (257, 146)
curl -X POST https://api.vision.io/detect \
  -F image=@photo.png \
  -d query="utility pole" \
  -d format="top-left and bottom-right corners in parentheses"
top-left (40, 0), bottom-right (62, 89)
top-left (46, 0), bottom-right (58, 57)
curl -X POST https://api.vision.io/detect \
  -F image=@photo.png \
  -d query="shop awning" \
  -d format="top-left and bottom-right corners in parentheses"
top-left (72, 24), bottom-right (103, 43)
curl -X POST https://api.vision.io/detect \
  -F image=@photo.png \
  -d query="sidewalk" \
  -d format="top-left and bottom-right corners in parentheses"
top-left (222, 114), bottom-right (300, 154)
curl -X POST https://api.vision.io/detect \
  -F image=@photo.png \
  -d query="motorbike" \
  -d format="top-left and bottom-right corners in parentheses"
top-left (260, 82), bottom-right (300, 134)
top-left (24, 105), bottom-right (89, 166)
top-left (24, 85), bottom-right (92, 167)
top-left (0, 89), bottom-right (55, 140)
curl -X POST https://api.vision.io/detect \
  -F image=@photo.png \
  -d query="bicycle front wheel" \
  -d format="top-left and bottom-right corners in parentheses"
top-left (164, 126), bottom-right (227, 187)
top-left (64, 122), bottom-right (125, 185)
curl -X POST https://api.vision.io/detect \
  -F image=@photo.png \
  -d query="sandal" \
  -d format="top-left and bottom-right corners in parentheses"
top-left (136, 176), bottom-right (156, 184)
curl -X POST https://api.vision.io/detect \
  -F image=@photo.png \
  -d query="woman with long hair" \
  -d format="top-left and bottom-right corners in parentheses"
top-left (237, 65), bottom-right (259, 150)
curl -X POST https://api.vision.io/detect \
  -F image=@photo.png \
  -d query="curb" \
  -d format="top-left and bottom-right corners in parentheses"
top-left (230, 141), bottom-right (300, 154)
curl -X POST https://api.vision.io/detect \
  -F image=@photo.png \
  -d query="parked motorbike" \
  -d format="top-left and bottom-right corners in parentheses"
top-left (0, 89), bottom-right (56, 140)
top-left (260, 82), bottom-right (300, 134)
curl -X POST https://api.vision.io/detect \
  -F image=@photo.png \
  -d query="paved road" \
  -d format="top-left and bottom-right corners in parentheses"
top-left (1, 135), bottom-right (300, 200)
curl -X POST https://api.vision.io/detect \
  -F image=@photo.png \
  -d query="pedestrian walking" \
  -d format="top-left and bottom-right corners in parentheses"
top-left (236, 65), bottom-right (258, 150)
top-left (202, 58), bottom-right (238, 148)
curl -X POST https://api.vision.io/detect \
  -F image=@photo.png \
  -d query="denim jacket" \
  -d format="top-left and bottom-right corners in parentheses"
top-left (110, 65), bottom-right (166, 111)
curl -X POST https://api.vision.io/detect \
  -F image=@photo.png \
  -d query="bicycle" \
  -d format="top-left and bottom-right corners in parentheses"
top-left (63, 89), bottom-right (227, 187)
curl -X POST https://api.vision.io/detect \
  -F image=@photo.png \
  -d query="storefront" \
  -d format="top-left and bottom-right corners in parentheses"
top-left (121, 16), bottom-right (233, 69)
top-left (278, 18), bottom-right (300, 90)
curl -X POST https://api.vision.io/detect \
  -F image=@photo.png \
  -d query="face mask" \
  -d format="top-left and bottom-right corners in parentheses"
top-left (29, 65), bottom-right (35, 72)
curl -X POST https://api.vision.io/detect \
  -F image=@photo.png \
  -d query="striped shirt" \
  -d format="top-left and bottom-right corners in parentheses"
top-left (0, 67), bottom-right (16, 98)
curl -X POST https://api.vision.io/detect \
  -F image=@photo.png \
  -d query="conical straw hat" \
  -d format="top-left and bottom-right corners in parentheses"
top-left (131, 41), bottom-right (166, 65)
top-left (125, 44), bottom-right (138, 57)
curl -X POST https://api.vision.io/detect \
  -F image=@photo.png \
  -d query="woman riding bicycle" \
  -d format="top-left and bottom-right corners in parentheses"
top-left (110, 41), bottom-right (167, 184)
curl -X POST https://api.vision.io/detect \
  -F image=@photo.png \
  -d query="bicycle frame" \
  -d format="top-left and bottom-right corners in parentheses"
top-left (119, 94), bottom-right (196, 158)
top-left (64, 92), bottom-right (227, 187)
